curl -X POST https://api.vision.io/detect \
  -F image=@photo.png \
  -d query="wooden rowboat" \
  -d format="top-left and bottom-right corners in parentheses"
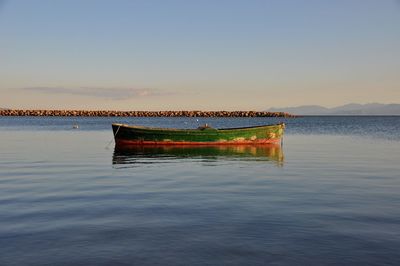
top-left (112, 123), bottom-right (285, 146)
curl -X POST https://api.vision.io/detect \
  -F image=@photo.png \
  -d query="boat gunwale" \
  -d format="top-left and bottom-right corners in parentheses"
top-left (112, 123), bottom-right (285, 132)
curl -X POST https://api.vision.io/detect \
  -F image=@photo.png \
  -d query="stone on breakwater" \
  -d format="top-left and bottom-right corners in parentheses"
top-left (0, 109), bottom-right (297, 118)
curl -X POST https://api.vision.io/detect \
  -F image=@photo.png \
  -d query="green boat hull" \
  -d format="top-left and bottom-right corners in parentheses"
top-left (112, 123), bottom-right (285, 146)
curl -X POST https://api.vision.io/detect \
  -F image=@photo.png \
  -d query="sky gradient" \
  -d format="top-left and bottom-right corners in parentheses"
top-left (1, 0), bottom-right (399, 110)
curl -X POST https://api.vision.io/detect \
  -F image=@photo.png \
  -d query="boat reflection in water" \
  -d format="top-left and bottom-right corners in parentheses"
top-left (112, 144), bottom-right (284, 167)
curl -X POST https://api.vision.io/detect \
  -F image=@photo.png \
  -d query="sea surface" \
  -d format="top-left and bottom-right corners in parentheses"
top-left (0, 116), bottom-right (400, 265)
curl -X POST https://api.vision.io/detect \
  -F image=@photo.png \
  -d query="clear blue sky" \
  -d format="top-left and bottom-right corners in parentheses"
top-left (1, 0), bottom-right (399, 110)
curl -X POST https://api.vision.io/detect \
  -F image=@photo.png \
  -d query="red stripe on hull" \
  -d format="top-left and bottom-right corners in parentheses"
top-left (115, 138), bottom-right (281, 146)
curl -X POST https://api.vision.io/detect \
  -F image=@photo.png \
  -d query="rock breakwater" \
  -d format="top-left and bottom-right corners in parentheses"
top-left (0, 109), bottom-right (296, 117)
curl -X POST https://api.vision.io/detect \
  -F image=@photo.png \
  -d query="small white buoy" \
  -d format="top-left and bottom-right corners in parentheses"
top-left (72, 124), bottom-right (79, 129)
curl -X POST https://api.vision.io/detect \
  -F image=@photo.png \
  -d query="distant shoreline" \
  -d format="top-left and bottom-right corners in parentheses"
top-left (0, 109), bottom-right (296, 118)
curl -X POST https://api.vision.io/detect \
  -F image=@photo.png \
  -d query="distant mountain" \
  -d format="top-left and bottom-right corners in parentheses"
top-left (267, 103), bottom-right (400, 115)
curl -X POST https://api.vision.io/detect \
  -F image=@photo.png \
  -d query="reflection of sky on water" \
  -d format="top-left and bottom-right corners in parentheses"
top-left (1, 119), bottom-right (400, 265)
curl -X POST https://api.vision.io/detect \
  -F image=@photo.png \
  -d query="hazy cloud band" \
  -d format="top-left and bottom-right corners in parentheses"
top-left (19, 87), bottom-right (171, 100)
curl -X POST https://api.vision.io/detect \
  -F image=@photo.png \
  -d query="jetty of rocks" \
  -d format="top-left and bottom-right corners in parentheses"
top-left (0, 109), bottom-right (296, 118)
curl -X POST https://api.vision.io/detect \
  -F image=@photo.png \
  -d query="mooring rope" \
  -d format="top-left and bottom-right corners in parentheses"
top-left (105, 125), bottom-right (121, 149)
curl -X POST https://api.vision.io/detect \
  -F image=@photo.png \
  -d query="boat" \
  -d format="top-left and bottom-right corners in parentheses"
top-left (112, 123), bottom-right (285, 146)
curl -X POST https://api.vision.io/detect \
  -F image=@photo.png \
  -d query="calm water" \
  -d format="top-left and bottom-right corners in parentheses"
top-left (1, 116), bottom-right (400, 265)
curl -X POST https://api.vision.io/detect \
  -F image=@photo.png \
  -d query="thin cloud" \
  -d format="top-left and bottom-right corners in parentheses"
top-left (19, 87), bottom-right (171, 100)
